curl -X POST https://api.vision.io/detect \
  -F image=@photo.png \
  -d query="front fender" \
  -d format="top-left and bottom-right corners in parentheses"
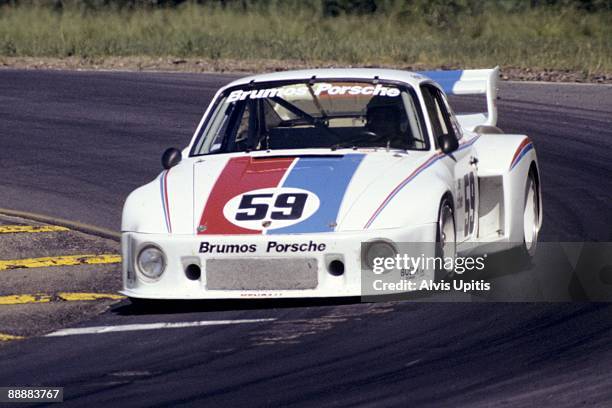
top-left (122, 162), bottom-right (194, 234)
top-left (122, 178), bottom-right (168, 234)
top-left (338, 160), bottom-right (453, 231)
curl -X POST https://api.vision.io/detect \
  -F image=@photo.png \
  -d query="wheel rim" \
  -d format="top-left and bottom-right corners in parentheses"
top-left (523, 178), bottom-right (539, 251)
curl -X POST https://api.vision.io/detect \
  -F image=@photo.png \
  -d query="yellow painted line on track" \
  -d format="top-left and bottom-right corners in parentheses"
top-left (0, 333), bottom-right (24, 341)
top-left (0, 292), bottom-right (125, 305)
top-left (57, 292), bottom-right (125, 301)
top-left (0, 254), bottom-right (121, 271)
top-left (0, 225), bottom-right (70, 234)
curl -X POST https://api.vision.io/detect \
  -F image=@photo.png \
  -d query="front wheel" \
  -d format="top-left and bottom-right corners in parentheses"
top-left (435, 198), bottom-right (457, 281)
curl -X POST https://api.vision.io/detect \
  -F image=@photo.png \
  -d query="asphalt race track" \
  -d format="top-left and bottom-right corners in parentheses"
top-left (1, 70), bottom-right (611, 407)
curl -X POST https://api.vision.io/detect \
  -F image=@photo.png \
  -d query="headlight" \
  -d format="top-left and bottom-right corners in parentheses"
top-left (363, 241), bottom-right (397, 270)
top-left (137, 245), bottom-right (166, 279)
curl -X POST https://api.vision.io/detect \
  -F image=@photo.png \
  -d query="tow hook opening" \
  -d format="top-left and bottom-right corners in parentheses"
top-left (328, 259), bottom-right (345, 276)
top-left (185, 264), bottom-right (202, 281)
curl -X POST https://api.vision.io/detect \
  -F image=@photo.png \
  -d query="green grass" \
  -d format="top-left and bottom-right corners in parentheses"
top-left (0, 4), bottom-right (610, 73)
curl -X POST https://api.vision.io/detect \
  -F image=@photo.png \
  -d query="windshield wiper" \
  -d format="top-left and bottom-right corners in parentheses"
top-left (330, 142), bottom-right (360, 151)
top-left (307, 84), bottom-right (328, 119)
top-left (331, 137), bottom-right (395, 151)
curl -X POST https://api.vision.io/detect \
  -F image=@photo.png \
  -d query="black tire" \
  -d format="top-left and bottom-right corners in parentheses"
top-left (521, 170), bottom-right (540, 260)
top-left (435, 197), bottom-right (457, 281)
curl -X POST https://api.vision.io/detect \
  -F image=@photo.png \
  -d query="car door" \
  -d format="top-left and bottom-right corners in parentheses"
top-left (421, 84), bottom-right (479, 242)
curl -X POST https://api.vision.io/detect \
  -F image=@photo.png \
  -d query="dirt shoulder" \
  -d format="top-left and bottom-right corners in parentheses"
top-left (1, 56), bottom-right (610, 84)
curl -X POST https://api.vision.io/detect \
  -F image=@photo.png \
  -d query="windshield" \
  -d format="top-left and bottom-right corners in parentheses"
top-left (191, 80), bottom-right (428, 155)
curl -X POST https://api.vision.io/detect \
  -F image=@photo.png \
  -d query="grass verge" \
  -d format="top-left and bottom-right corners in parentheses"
top-left (0, 4), bottom-right (610, 79)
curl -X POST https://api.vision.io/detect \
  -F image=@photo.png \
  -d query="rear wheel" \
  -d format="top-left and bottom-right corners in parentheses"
top-left (522, 171), bottom-right (540, 259)
top-left (435, 198), bottom-right (457, 281)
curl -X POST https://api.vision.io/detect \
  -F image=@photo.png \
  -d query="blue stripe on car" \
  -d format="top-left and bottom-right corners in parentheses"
top-left (510, 143), bottom-right (534, 170)
top-left (269, 154), bottom-right (365, 234)
top-left (417, 70), bottom-right (464, 94)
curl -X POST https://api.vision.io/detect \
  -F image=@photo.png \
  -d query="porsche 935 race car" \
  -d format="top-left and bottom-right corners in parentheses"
top-left (120, 67), bottom-right (542, 300)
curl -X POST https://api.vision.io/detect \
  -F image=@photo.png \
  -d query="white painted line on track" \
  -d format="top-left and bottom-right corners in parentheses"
top-left (45, 318), bottom-right (276, 337)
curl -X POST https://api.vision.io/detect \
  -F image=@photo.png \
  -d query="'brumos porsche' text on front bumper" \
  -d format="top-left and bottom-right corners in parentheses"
top-left (120, 224), bottom-right (436, 300)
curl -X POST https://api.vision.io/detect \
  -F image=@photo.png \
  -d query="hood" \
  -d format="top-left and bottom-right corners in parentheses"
top-left (188, 150), bottom-right (436, 235)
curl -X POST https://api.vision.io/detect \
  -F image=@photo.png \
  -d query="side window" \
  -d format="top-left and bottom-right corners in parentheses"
top-left (439, 93), bottom-right (463, 140)
top-left (421, 85), bottom-right (458, 146)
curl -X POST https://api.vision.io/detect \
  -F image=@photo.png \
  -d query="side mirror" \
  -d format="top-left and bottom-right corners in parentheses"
top-left (162, 148), bottom-right (182, 170)
top-left (438, 134), bottom-right (459, 154)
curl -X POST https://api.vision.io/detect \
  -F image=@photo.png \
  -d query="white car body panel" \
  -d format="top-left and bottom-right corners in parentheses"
top-left (121, 67), bottom-right (541, 300)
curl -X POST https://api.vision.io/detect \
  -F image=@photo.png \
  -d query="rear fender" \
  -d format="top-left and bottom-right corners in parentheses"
top-left (473, 134), bottom-right (540, 243)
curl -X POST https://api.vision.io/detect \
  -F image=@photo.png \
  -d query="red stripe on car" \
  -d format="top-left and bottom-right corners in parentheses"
top-left (197, 156), bottom-right (295, 235)
top-left (163, 170), bottom-right (172, 232)
top-left (509, 137), bottom-right (531, 169)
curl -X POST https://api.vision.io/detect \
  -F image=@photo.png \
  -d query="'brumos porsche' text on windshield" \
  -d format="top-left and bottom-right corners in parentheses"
top-left (227, 83), bottom-right (401, 102)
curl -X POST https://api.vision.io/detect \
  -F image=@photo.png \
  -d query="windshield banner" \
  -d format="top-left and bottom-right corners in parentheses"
top-left (227, 83), bottom-right (401, 102)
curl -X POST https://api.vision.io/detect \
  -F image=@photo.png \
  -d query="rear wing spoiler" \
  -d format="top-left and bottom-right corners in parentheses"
top-left (417, 67), bottom-right (499, 130)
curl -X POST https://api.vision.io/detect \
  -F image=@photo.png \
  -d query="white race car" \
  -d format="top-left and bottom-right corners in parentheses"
top-left (121, 67), bottom-right (541, 300)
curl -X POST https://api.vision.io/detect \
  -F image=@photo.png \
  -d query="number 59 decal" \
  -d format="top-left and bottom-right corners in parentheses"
top-left (223, 187), bottom-right (320, 230)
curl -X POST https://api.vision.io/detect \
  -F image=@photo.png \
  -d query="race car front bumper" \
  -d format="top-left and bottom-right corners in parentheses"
top-left (120, 224), bottom-right (436, 300)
